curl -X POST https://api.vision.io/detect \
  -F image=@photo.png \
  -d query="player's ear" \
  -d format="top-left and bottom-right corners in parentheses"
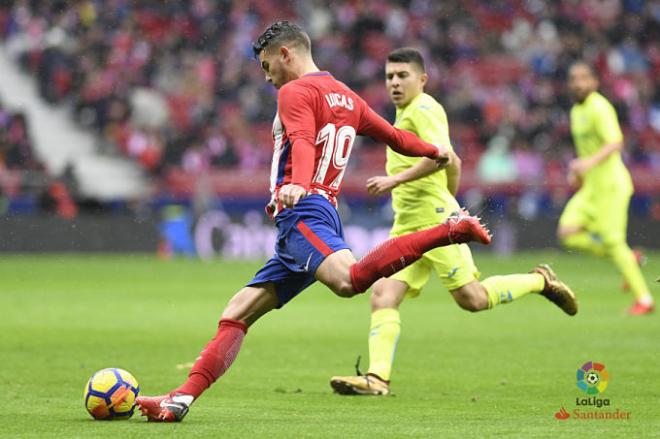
top-left (279, 45), bottom-right (291, 62)
top-left (420, 72), bottom-right (428, 87)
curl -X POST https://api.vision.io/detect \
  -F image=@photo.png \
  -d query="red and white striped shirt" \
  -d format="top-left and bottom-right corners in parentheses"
top-left (266, 72), bottom-right (441, 219)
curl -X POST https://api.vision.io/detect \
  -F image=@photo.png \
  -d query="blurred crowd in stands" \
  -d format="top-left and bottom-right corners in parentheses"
top-left (0, 0), bottom-right (659, 187)
top-left (0, 98), bottom-right (40, 170)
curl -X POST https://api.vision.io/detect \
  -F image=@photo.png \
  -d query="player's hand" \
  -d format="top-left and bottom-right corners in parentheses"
top-left (366, 175), bottom-right (399, 195)
top-left (278, 184), bottom-right (308, 208)
top-left (567, 170), bottom-right (581, 188)
top-left (568, 158), bottom-right (592, 179)
top-left (434, 145), bottom-right (451, 169)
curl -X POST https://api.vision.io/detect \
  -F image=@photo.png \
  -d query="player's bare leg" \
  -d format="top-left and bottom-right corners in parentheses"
top-left (621, 249), bottom-right (646, 292)
top-left (451, 281), bottom-right (490, 312)
top-left (330, 278), bottom-right (407, 396)
top-left (136, 284), bottom-right (278, 422)
top-left (314, 249), bottom-right (359, 297)
top-left (559, 225), bottom-right (652, 314)
top-left (452, 273), bottom-right (576, 315)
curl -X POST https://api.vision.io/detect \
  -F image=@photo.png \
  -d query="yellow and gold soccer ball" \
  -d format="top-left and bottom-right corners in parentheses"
top-left (83, 368), bottom-right (140, 420)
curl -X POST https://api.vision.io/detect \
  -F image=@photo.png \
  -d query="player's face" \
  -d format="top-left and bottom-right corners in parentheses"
top-left (385, 62), bottom-right (427, 108)
top-left (259, 47), bottom-right (290, 89)
top-left (568, 65), bottom-right (597, 103)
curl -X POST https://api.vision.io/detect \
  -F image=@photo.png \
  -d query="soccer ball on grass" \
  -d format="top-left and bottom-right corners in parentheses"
top-left (83, 368), bottom-right (140, 420)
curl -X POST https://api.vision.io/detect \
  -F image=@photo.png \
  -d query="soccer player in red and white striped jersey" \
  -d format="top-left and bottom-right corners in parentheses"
top-left (136, 21), bottom-right (490, 422)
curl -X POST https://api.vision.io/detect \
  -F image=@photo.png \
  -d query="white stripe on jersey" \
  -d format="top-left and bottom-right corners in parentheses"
top-left (269, 113), bottom-right (284, 198)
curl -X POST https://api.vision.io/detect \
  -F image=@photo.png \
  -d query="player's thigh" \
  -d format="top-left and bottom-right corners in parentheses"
top-left (426, 243), bottom-right (479, 292)
top-left (315, 248), bottom-right (357, 297)
top-left (592, 187), bottom-right (632, 245)
top-left (558, 188), bottom-right (594, 234)
top-left (245, 256), bottom-right (318, 310)
top-left (222, 283), bottom-right (279, 327)
top-left (388, 257), bottom-right (433, 298)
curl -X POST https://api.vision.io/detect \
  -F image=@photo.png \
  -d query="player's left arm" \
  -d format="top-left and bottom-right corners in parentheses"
top-left (367, 108), bottom-right (457, 195)
top-left (570, 101), bottom-right (624, 178)
top-left (277, 84), bottom-right (317, 207)
top-left (445, 150), bottom-right (461, 196)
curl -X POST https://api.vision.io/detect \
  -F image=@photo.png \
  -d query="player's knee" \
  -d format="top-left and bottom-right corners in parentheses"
top-left (453, 286), bottom-right (488, 312)
top-left (333, 280), bottom-right (359, 298)
top-left (221, 286), bottom-right (277, 323)
top-left (223, 292), bottom-right (248, 320)
top-left (557, 227), bottom-right (570, 243)
top-left (371, 287), bottom-right (399, 310)
top-left (557, 226), bottom-right (581, 244)
top-left (456, 298), bottom-right (486, 312)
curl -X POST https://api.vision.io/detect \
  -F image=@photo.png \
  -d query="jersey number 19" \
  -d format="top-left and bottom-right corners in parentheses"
top-left (313, 123), bottom-right (357, 190)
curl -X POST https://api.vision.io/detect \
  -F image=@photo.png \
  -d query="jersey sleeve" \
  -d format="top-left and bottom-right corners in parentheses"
top-left (357, 104), bottom-right (440, 159)
top-left (594, 98), bottom-right (623, 144)
top-left (277, 83), bottom-right (317, 190)
top-left (409, 104), bottom-right (453, 152)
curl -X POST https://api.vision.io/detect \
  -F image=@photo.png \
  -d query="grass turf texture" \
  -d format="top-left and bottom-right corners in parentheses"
top-left (1, 251), bottom-right (659, 438)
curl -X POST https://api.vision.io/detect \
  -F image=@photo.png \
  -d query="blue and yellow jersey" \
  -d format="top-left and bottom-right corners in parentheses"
top-left (570, 91), bottom-right (632, 191)
top-left (386, 93), bottom-right (459, 233)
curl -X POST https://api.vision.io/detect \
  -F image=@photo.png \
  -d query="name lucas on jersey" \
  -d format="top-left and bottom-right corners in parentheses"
top-left (324, 93), bottom-right (354, 111)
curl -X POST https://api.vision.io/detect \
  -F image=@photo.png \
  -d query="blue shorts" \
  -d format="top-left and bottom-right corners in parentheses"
top-left (247, 195), bottom-right (350, 307)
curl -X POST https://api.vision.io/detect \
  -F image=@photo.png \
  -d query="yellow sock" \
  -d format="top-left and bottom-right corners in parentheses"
top-left (562, 232), bottom-right (607, 257)
top-left (482, 274), bottom-right (545, 308)
top-left (608, 243), bottom-right (653, 303)
top-left (367, 308), bottom-right (400, 381)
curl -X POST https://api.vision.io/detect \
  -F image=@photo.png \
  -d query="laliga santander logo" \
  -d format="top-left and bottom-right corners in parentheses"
top-left (555, 361), bottom-right (631, 420)
top-left (577, 361), bottom-right (608, 395)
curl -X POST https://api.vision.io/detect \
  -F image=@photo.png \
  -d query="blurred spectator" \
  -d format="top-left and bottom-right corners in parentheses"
top-left (0, 101), bottom-right (41, 171)
top-left (0, 0), bottom-right (657, 182)
top-left (478, 135), bottom-right (517, 184)
top-left (158, 204), bottom-right (196, 258)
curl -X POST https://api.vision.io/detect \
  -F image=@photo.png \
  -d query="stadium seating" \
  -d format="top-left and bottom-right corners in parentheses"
top-left (0, 0), bottom-right (658, 200)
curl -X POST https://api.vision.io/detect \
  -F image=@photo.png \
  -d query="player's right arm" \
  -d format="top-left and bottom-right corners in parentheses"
top-left (367, 103), bottom-right (459, 196)
top-left (358, 106), bottom-right (450, 166)
top-left (277, 83), bottom-right (317, 207)
top-left (569, 97), bottom-right (624, 182)
top-left (366, 158), bottom-right (440, 195)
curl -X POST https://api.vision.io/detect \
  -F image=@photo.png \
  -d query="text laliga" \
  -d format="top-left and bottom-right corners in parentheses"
top-left (576, 396), bottom-right (610, 408)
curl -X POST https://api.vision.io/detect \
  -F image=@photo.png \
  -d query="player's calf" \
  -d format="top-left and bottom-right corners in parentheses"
top-left (346, 211), bottom-right (491, 293)
top-left (451, 281), bottom-right (489, 312)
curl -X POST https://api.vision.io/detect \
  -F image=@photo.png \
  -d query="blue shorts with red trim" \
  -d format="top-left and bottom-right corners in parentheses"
top-left (247, 195), bottom-right (350, 307)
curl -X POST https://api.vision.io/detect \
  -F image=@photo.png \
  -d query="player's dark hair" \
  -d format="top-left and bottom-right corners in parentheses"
top-left (568, 60), bottom-right (596, 78)
top-left (387, 48), bottom-right (425, 72)
top-left (252, 21), bottom-right (311, 58)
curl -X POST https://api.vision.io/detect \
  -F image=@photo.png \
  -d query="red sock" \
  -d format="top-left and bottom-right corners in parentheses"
top-left (175, 318), bottom-right (247, 399)
top-left (350, 223), bottom-right (452, 293)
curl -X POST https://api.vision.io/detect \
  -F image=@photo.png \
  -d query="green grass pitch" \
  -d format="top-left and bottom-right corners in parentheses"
top-left (1, 251), bottom-right (659, 438)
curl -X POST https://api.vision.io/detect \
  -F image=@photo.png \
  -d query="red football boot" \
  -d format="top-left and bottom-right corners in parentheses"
top-left (136, 394), bottom-right (190, 422)
top-left (627, 301), bottom-right (654, 316)
top-left (445, 209), bottom-right (492, 245)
